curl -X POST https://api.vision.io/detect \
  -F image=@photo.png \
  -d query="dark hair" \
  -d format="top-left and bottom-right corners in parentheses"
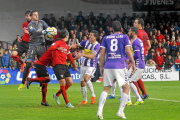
top-left (90, 30), bottom-right (99, 39)
top-left (136, 18), bottom-right (144, 26)
top-left (59, 29), bottom-right (69, 38)
top-left (25, 9), bottom-right (31, 16)
top-left (112, 21), bottom-right (121, 32)
top-left (30, 10), bottom-right (37, 16)
top-left (130, 26), bottom-right (138, 35)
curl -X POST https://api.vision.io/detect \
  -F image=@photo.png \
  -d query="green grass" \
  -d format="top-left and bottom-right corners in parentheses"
top-left (0, 81), bottom-right (180, 120)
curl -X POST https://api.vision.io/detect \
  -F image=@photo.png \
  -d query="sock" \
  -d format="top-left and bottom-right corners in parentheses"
top-left (81, 86), bottom-right (87, 101)
top-left (42, 83), bottom-right (47, 103)
top-left (56, 83), bottom-right (70, 97)
top-left (22, 62), bottom-right (31, 84)
top-left (130, 83), bottom-right (142, 102)
top-left (118, 92), bottom-right (128, 114)
top-left (127, 90), bottom-right (131, 103)
top-left (111, 82), bottom-right (116, 96)
top-left (86, 80), bottom-right (95, 97)
top-left (97, 91), bottom-right (108, 115)
top-left (60, 86), bottom-right (69, 104)
top-left (134, 81), bottom-right (141, 95)
top-left (137, 79), bottom-right (147, 95)
top-left (119, 86), bottom-right (123, 95)
top-left (11, 55), bottom-right (23, 64)
top-left (29, 77), bottom-right (50, 83)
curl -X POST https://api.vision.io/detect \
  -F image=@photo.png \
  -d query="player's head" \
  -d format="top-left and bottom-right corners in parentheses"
top-left (129, 26), bottom-right (138, 38)
top-left (30, 10), bottom-right (38, 22)
top-left (134, 18), bottom-right (144, 29)
top-left (89, 30), bottom-right (99, 43)
top-left (25, 9), bottom-right (31, 22)
top-left (60, 29), bottom-right (69, 42)
top-left (112, 21), bottom-right (122, 32)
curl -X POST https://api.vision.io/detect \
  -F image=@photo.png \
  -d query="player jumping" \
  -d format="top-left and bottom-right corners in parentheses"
top-left (11, 9), bottom-right (31, 73)
top-left (18, 10), bottom-right (50, 91)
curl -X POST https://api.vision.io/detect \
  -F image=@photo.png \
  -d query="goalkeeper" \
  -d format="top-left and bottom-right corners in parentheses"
top-left (18, 10), bottom-right (53, 91)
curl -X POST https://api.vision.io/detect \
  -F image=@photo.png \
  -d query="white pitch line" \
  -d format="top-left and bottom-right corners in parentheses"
top-left (108, 94), bottom-right (180, 103)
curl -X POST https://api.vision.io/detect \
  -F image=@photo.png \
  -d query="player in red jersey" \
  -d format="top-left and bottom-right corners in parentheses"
top-left (133, 18), bottom-right (150, 100)
top-left (49, 29), bottom-right (79, 108)
top-left (26, 39), bottom-right (78, 106)
top-left (11, 9), bottom-right (31, 73)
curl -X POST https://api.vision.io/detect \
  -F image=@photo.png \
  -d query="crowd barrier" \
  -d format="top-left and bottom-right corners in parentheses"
top-left (0, 66), bottom-right (179, 85)
top-left (141, 66), bottom-right (179, 81)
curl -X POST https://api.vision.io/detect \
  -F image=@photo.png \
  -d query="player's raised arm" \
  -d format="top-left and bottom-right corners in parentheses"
top-left (70, 43), bottom-right (81, 49)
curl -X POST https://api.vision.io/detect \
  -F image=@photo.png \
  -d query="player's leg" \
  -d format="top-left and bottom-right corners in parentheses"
top-left (54, 73), bottom-right (73, 105)
top-left (55, 77), bottom-right (73, 97)
top-left (129, 69), bottom-right (144, 105)
top-left (79, 67), bottom-right (88, 105)
top-left (26, 64), bottom-right (50, 88)
top-left (126, 81), bottom-right (132, 106)
top-left (117, 83), bottom-right (129, 119)
top-left (84, 67), bottom-right (96, 104)
top-left (97, 86), bottom-right (111, 119)
top-left (97, 69), bottom-right (113, 119)
top-left (41, 83), bottom-right (51, 106)
top-left (107, 80), bottom-right (116, 99)
top-left (137, 78), bottom-right (149, 100)
top-left (18, 46), bottom-right (35, 91)
top-left (53, 65), bottom-right (74, 108)
top-left (18, 60), bottom-right (32, 91)
top-left (134, 81), bottom-right (141, 95)
top-left (116, 69), bottom-right (129, 119)
top-left (36, 45), bottom-right (46, 93)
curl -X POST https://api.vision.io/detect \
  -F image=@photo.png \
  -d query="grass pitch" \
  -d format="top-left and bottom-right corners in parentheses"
top-left (0, 81), bottom-right (180, 120)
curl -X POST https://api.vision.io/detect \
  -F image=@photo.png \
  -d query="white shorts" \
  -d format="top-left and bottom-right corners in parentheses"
top-left (80, 66), bottom-right (96, 81)
top-left (127, 67), bottom-right (144, 82)
top-left (103, 69), bottom-right (127, 87)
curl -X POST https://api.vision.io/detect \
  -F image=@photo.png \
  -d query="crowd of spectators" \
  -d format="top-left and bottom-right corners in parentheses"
top-left (2, 11), bottom-right (180, 72)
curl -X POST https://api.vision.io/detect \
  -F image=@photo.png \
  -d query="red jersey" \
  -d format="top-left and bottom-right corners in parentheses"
top-left (156, 47), bottom-right (164, 55)
top-left (22, 21), bottom-right (30, 42)
top-left (155, 34), bottom-right (165, 43)
top-left (176, 41), bottom-right (180, 46)
top-left (175, 59), bottom-right (180, 63)
top-left (35, 49), bottom-right (52, 66)
top-left (51, 39), bottom-right (70, 66)
top-left (137, 29), bottom-right (149, 56)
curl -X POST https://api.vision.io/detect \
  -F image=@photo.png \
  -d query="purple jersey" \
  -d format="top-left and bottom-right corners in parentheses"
top-left (80, 40), bottom-right (100, 67)
top-left (132, 38), bottom-right (145, 69)
top-left (101, 33), bottom-right (131, 69)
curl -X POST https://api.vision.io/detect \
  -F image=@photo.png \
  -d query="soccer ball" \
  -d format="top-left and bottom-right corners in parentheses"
top-left (46, 27), bottom-right (57, 38)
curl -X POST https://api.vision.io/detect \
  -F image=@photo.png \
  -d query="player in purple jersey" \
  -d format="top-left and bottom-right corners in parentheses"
top-left (70, 30), bottom-right (100, 105)
top-left (127, 26), bottom-right (145, 105)
top-left (97, 21), bottom-right (136, 119)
